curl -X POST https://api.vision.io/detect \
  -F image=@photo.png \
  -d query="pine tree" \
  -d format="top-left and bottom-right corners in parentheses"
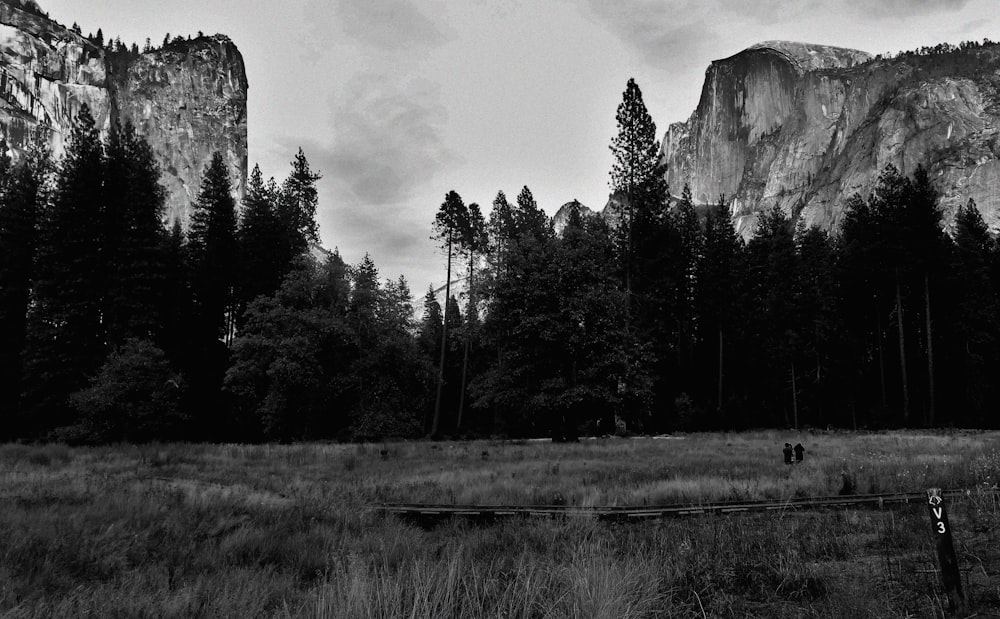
top-left (188, 152), bottom-right (238, 346)
top-left (184, 153), bottom-right (238, 439)
top-left (513, 186), bottom-right (550, 240)
top-left (429, 191), bottom-right (468, 437)
top-left (610, 78), bottom-right (661, 197)
top-left (838, 165), bottom-right (924, 426)
top-left (0, 148), bottom-right (49, 435)
top-left (747, 205), bottom-right (799, 426)
top-left (488, 190), bottom-right (516, 263)
top-left (348, 254), bottom-right (380, 345)
top-left (606, 79), bottom-right (669, 426)
top-left (473, 202), bottom-right (629, 439)
top-left (278, 148), bottom-right (321, 260)
top-left (455, 201), bottom-right (487, 433)
top-left (609, 78), bottom-right (662, 308)
top-left (23, 104), bottom-right (106, 431)
top-left (696, 196), bottom-right (744, 423)
top-left (159, 219), bottom-right (190, 366)
top-left (238, 164), bottom-right (282, 315)
top-left (794, 224), bottom-right (844, 427)
top-left (949, 198), bottom-right (997, 423)
top-left (103, 121), bottom-right (168, 347)
top-left (419, 285), bottom-right (443, 358)
top-left (672, 184), bottom-right (702, 378)
top-left (904, 166), bottom-right (945, 425)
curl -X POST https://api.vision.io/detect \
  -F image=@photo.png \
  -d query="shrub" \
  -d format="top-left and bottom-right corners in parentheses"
top-left (68, 339), bottom-right (187, 443)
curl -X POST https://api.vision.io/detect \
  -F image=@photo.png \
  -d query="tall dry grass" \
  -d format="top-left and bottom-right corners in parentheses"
top-left (0, 431), bottom-right (998, 617)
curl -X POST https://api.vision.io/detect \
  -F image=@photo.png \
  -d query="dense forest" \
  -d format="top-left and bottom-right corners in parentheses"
top-left (1, 77), bottom-right (998, 444)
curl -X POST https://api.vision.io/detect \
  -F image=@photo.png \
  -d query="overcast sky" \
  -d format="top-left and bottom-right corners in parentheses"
top-left (40, 0), bottom-right (1000, 295)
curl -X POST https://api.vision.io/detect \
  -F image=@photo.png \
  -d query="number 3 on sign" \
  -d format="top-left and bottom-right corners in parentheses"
top-left (931, 505), bottom-right (946, 533)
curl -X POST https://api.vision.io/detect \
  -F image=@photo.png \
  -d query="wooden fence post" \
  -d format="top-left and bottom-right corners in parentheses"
top-left (926, 488), bottom-right (968, 617)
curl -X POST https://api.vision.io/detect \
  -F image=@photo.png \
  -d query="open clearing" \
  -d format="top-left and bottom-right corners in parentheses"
top-left (1, 431), bottom-right (999, 617)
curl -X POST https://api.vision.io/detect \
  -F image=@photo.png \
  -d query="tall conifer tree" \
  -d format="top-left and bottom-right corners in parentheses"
top-left (103, 121), bottom-right (168, 346)
top-left (24, 104), bottom-right (106, 430)
top-left (238, 164), bottom-right (282, 313)
top-left (279, 148), bottom-right (321, 260)
top-left (430, 191), bottom-right (468, 437)
top-left (0, 148), bottom-right (49, 432)
top-left (609, 77), bottom-right (663, 307)
top-left (188, 152), bottom-right (238, 345)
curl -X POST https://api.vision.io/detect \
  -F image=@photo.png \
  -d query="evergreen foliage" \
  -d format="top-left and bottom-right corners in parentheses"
top-left (7, 75), bottom-right (1000, 443)
top-left (225, 255), bottom-right (353, 441)
top-left (103, 121), bottom-right (168, 347)
top-left (0, 148), bottom-right (49, 436)
top-left (188, 152), bottom-right (238, 345)
top-left (69, 339), bottom-right (186, 443)
top-left (238, 164), bottom-right (283, 314)
top-left (429, 191), bottom-right (469, 437)
top-left (23, 105), bottom-right (107, 431)
top-left (278, 148), bottom-right (321, 259)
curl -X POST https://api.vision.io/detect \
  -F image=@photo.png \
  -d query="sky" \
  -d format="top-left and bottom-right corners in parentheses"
top-left (38, 0), bottom-right (1000, 295)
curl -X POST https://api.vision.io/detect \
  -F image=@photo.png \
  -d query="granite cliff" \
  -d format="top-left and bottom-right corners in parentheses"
top-left (0, 0), bottom-right (247, 225)
top-left (661, 40), bottom-right (1000, 236)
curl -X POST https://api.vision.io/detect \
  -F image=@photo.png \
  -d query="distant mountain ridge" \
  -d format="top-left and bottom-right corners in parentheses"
top-left (661, 39), bottom-right (1000, 236)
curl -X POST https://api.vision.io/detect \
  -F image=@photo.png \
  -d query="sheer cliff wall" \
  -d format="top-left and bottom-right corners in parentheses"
top-left (662, 41), bottom-right (1000, 235)
top-left (0, 1), bottom-right (247, 225)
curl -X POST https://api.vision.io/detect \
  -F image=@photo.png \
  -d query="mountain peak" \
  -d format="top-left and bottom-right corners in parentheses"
top-left (738, 40), bottom-right (873, 72)
top-left (664, 38), bottom-right (1000, 238)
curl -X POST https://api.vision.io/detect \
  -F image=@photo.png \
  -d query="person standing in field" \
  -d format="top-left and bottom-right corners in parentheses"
top-left (783, 443), bottom-right (793, 465)
top-left (794, 443), bottom-right (805, 463)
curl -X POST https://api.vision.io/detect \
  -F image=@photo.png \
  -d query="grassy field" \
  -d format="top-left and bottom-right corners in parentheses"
top-left (1, 431), bottom-right (999, 617)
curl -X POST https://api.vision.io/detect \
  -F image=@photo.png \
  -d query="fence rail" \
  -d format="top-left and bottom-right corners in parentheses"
top-left (374, 488), bottom-right (1000, 523)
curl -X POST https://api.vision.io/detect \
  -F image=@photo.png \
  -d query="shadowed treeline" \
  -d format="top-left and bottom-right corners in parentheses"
top-left (3, 79), bottom-right (1000, 444)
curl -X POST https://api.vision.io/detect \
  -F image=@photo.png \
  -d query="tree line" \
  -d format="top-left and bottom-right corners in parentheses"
top-left (0, 103), bottom-right (430, 443)
top-left (2, 77), bottom-right (999, 444)
top-left (427, 79), bottom-right (1000, 438)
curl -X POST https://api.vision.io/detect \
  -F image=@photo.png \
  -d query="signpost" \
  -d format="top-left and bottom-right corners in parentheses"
top-left (926, 488), bottom-right (967, 617)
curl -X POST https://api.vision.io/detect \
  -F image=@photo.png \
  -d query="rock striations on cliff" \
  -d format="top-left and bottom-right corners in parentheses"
top-left (661, 40), bottom-right (1000, 236)
top-left (0, 0), bottom-right (247, 225)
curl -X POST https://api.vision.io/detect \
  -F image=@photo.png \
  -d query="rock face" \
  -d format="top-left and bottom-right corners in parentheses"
top-left (109, 38), bottom-right (248, 226)
top-left (662, 40), bottom-right (1000, 236)
top-left (0, 0), bottom-right (247, 225)
top-left (552, 199), bottom-right (595, 234)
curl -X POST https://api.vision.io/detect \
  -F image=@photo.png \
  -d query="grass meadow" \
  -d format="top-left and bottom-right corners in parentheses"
top-left (1, 430), bottom-right (999, 617)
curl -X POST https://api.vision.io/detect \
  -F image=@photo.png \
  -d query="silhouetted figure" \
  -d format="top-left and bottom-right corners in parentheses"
top-left (782, 443), bottom-right (793, 465)
top-left (839, 471), bottom-right (856, 495)
top-left (794, 443), bottom-right (805, 463)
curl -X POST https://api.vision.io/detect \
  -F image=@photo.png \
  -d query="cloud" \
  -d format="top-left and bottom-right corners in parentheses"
top-left (577, 1), bottom-right (722, 70)
top-left (316, 74), bottom-right (454, 207)
top-left (313, 172), bottom-right (443, 289)
top-left (955, 16), bottom-right (990, 35)
top-left (843, 0), bottom-right (972, 18)
top-left (579, 0), bottom-right (974, 69)
top-left (325, 0), bottom-right (455, 52)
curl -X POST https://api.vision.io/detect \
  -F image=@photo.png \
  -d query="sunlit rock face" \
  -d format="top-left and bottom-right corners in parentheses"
top-left (110, 36), bottom-right (248, 226)
top-left (553, 200), bottom-right (596, 234)
top-left (662, 40), bottom-right (1000, 236)
top-left (0, 0), bottom-right (247, 225)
